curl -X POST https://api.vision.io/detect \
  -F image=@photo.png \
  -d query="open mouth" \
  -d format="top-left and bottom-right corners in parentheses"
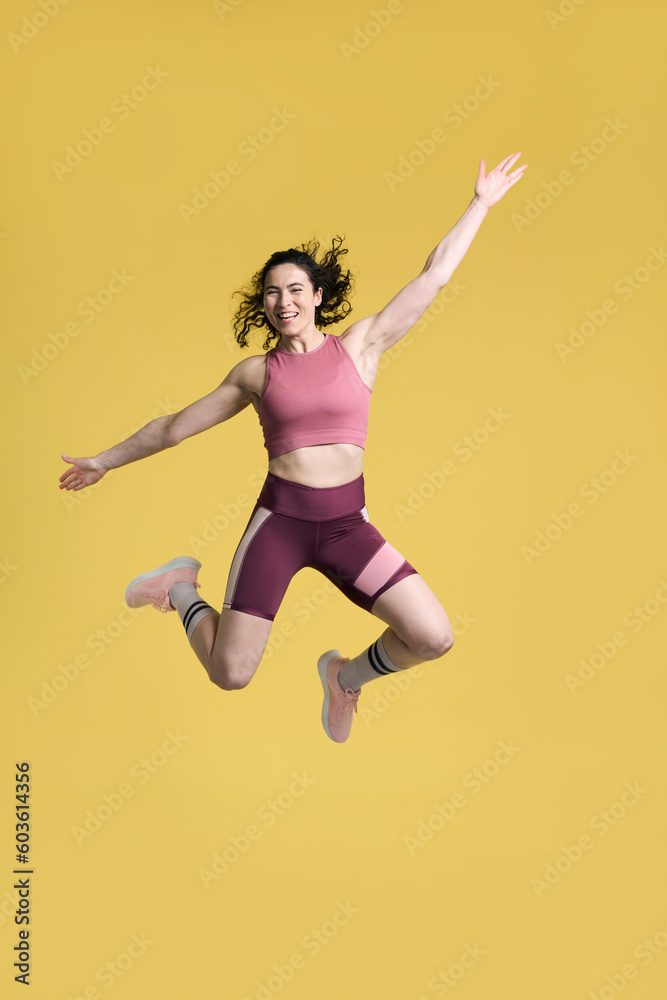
top-left (278, 312), bottom-right (298, 323)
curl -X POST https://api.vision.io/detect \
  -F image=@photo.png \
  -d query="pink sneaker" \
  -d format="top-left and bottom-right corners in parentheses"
top-left (317, 649), bottom-right (361, 743)
top-left (125, 556), bottom-right (202, 614)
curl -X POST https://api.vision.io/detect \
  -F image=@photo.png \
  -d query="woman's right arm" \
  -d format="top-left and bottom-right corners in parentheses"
top-left (59, 362), bottom-right (254, 492)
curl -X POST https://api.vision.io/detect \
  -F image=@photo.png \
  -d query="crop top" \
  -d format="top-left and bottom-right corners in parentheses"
top-left (258, 332), bottom-right (372, 460)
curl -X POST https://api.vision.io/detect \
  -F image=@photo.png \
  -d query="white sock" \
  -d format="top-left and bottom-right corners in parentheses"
top-left (169, 582), bottom-right (218, 644)
top-left (337, 633), bottom-right (405, 691)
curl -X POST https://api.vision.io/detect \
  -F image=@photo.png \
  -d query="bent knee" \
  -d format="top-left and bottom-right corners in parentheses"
top-left (208, 653), bottom-right (257, 691)
top-left (411, 628), bottom-right (454, 660)
top-left (210, 671), bottom-right (251, 691)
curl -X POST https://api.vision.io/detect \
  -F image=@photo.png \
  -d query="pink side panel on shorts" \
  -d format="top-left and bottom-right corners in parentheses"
top-left (352, 541), bottom-right (407, 596)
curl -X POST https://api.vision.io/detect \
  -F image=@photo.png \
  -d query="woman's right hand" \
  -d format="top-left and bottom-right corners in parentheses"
top-left (59, 454), bottom-right (108, 491)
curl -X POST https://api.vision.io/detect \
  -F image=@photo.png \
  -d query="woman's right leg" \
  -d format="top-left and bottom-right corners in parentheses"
top-left (187, 607), bottom-right (273, 690)
top-left (181, 493), bottom-right (309, 690)
top-left (129, 482), bottom-right (310, 691)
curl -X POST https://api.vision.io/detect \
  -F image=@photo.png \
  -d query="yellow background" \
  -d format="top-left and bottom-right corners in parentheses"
top-left (2, 0), bottom-right (667, 997)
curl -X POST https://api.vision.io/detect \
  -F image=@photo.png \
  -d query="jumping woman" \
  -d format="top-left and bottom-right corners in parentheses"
top-left (59, 152), bottom-right (527, 743)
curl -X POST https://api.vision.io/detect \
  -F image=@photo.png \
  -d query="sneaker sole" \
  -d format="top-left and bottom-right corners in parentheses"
top-left (124, 556), bottom-right (202, 604)
top-left (317, 648), bottom-right (342, 742)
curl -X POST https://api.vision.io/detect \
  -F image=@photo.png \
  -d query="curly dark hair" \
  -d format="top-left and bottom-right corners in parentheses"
top-left (231, 235), bottom-right (356, 351)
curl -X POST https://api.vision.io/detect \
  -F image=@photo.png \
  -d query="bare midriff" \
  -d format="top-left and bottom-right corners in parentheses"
top-left (268, 442), bottom-right (364, 488)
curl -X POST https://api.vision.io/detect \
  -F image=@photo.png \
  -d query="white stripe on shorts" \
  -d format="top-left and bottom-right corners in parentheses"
top-left (223, 506), bottom-right (273, 611)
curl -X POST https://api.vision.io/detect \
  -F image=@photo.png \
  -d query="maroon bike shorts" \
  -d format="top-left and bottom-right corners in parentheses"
top-left (222, 471), bottom-right (418, 621)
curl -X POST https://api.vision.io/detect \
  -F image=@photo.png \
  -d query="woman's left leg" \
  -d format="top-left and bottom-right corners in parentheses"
top-left (317, 571), bottom-right (454, 743)
top-left (334, 572), bottom-right (453, 695)
top-left (369, 572), bottom-right (454, 667)
top-left (315, 502), bottom-right (454, 740)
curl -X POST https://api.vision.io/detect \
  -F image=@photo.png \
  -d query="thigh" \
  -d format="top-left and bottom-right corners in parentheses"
top-left (210, 607), bottom-right (274, 683)
top-left (222, 502), bottom-right (312, 621)
top-left (370, 572), bottom-right (453, 651)
top-left (315, 509), bottom-right (419, 614)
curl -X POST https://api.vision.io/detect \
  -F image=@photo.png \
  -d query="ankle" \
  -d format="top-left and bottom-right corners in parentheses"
top-left (337, 659), bottom-right (356, 692)
top-left (168, 581), bottom-right (198, 601)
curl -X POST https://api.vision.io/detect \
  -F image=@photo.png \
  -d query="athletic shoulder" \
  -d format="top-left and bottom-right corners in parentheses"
top-left (226, 351), bottom-right (267, 397)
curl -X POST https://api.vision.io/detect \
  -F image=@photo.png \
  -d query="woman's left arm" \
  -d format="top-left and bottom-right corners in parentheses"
top-left (357, 152), bottom-right (527, 355)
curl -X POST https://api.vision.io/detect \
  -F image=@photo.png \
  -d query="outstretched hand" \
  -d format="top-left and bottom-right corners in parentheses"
top-left (475, 152), bottom-right (527, 209)
top-left (58, 454), bottom-right (107, 491)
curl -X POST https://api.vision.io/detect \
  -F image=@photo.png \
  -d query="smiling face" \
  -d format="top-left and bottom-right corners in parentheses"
top-left (263, 263), bottom-right (323, 335)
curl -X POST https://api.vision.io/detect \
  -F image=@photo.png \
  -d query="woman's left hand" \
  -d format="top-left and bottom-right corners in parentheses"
top-left (475, 152), bottom-right (527, 209)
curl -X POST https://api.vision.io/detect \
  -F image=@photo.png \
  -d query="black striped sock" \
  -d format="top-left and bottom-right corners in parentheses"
top-left (368, 634), bottom-right (402, 675)
top-left (337, 633), bottom-right (404, 691)
top-left (169, 582), bottom-right (218, 644)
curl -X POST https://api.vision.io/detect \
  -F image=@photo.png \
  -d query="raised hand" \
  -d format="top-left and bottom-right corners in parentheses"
top-left (475, 152), bottom-right (527, 209)
top-left (59, 454), bottom-right (107, 491)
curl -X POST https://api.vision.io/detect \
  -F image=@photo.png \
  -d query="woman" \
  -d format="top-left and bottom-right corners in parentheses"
top-left (59, 152), bottom-right (527, 744)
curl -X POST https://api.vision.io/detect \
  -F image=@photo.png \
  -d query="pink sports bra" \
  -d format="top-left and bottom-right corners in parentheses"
top-left (258, 332), bottom-right (372, 460)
